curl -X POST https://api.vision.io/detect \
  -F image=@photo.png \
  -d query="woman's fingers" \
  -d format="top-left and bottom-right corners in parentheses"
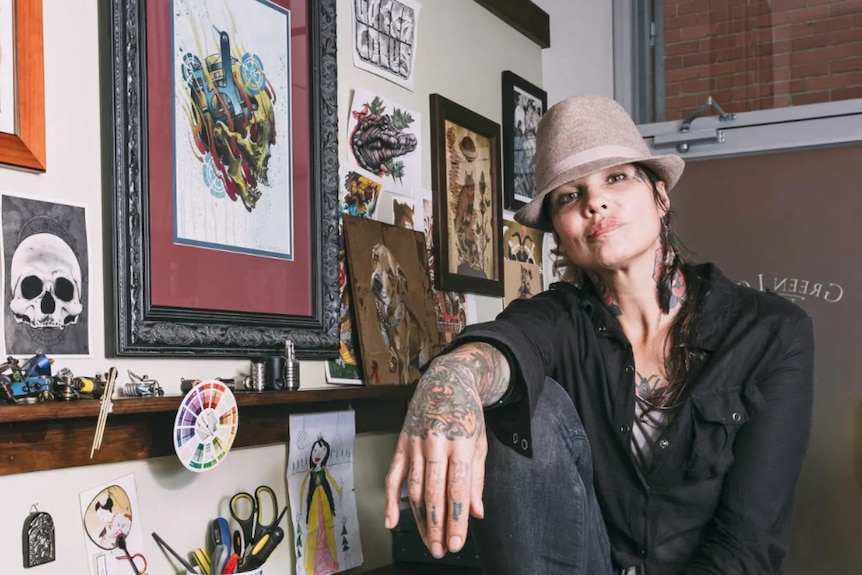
top-left (423, 457), bottom-right (449, 558)
top-left (469, 431), bottom-right (487, 520)
top-left (446, 457), bottom-right (472, 553)
top-left (383, 433), bottom-right (410, 529)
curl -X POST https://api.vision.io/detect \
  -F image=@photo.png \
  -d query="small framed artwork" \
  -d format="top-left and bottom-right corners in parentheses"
top-left (0, 0), bottom-right (46, 171)
top-left (429, 94), bottom-right (504, 297)
top-left (502, 71), bottom-right (547, 210)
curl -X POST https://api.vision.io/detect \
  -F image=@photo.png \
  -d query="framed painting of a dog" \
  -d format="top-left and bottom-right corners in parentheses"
top-left (342, 214), bottom-right (440, 385)
top-left (429, 94), bottom-right (504, 297)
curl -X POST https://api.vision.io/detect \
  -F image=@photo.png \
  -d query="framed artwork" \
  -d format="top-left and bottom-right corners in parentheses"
top-left (0, 0), bottom-right (45, 171)
top-left (502, 71), bottom-right (547, 210)
top-left (429, 94), bottom-right (504, 297)
top-left (342, 215), bottom-right (439, 385)
top-left (102, 0), bottom-right (340, 358)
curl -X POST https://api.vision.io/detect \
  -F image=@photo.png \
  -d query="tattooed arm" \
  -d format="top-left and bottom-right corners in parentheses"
top-left (384, 342), bottom-right (511, 560)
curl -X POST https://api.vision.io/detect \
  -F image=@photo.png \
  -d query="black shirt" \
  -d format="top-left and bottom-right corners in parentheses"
top-left (452, 263), bottom-right (814, 574)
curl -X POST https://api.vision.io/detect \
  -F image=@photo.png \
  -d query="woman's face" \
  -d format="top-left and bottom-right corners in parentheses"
top-left (549, 164), bottom-right (668, 274)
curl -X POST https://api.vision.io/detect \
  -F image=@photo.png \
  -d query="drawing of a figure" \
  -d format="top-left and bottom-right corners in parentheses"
top-left (301, 436), bottom-right (343, 575)
top-left (83, 486), bottom-right (134, 550)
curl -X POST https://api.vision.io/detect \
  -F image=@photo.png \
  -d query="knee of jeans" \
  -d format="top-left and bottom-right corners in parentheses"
top-left (535, 378), bottom-right (594, 470)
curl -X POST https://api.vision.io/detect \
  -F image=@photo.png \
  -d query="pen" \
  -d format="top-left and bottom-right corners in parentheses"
top-left (152, 531), bottom-right (200, 574)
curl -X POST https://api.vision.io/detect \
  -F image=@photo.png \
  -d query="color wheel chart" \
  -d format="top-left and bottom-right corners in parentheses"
top-left (173, 380), bottom-right (239, 472)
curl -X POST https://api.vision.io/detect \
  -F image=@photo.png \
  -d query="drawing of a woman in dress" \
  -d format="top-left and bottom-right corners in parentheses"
top-left (301, 435), bottom-right (342, 574)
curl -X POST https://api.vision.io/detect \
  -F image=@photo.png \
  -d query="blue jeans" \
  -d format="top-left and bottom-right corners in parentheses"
top-left (470, 378), bottom-right (614, 575)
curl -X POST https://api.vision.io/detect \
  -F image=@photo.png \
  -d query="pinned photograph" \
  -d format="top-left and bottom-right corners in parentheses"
top-left (326, 171), bottom-right (384, 386)
top-left (503, 216), bottom-right (544, 265)
top-left (288, 410), bottom-right (363, 575)
top-left (79, 474), bottom-right (147, 575)
top-left (346, 89), bottom-right (422, 195)
top-left (504, 259), bottom-right (543, 308)
top-left (352, 0), bottom-right (421, 91)
top-left (414, 188), bottom-right (469, 345)
top-left (374, 190), bottom-right (415, 230)
top-left (1, 195), bottom-right (89, 356)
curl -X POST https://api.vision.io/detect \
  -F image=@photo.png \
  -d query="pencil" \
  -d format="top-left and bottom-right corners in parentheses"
top-left (152, 531), bottom-right (199, 574)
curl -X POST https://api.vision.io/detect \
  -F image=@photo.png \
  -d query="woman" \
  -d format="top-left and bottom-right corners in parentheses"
top-left (383, 95), bottom-right (814, 574)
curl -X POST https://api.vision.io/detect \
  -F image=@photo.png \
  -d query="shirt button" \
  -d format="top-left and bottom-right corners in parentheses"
top-left (640, 549), bottom-right (647, 558)
top-left (521, 439), bottom-right (529, 450)
top-left (624, 365), bottom-right (634, 375)
top-left (597, 324), bottom-right (607, 333)
top-left (658, 439), bottom-right (669, 449)
top-left (731, 412), bottom-right (743, 422)
top-left (620, 425), bottom-right (630, 434)
top-left (512, 433), bottom-right (519, 444)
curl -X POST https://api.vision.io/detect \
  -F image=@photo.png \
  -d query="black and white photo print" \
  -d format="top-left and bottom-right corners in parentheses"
top-left (2, 195), bottom-right (89, 356)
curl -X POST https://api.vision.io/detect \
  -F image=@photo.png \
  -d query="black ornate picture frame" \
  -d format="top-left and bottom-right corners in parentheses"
top-left (502, 70), bottom-right (547, 210)
top-left (429, 94), bottom-right (504, 297)
top-left (101, 0), bottom-right (340, 358)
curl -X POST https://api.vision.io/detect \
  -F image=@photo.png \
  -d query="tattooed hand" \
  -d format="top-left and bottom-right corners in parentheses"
top-left (384, 342), bottom-right (511, 559)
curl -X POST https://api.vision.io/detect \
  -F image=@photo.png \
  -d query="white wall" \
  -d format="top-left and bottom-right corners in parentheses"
top-left (0, 0), bottom-right (611, 573)
top-left (533, 0), bottom-right (615, 105)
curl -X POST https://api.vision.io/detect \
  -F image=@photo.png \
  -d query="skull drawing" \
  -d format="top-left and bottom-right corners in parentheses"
top-left (9, 233), bottom-right (83, 329)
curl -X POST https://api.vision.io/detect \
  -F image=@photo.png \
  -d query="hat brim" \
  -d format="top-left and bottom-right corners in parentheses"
top-left (513, 154), bottom-right (685, 232)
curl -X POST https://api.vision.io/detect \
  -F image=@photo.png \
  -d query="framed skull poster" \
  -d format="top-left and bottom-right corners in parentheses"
top-left (1, 194), bottom-right (89, 356)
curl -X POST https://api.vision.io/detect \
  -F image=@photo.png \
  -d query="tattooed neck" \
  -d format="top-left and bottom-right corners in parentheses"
top-left (588, 273), bottom-right (622, 316)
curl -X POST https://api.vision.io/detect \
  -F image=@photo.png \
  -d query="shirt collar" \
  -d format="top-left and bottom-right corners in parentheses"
top-left (552, 263), bottom-right (738, 352)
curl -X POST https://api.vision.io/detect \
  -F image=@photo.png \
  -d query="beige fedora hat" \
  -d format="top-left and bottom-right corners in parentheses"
top-left (514, 94), bottom-right (685, 232)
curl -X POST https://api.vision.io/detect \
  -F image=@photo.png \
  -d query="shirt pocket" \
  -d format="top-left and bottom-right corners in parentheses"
top-left (685, 389), bottom-right (750, 481)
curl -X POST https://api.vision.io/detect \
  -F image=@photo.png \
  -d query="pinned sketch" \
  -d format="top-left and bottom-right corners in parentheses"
top-left (346, 89), bottom-right (421, 194)
top-left (503, 215), bottom-right (543, 265)
top-left (0, 0), bottom-right (15, 135)
top-left (326, 171), bottom-right (384, 386)
top-left (352, 0), bottom-right (421, 91)
top-left (415, 188), bottom-right (469, 344)
top-left (1, 194), bottom-right (90, 356)
top-left (173, 0), bottom-right (293, 259)
top-left (542, 232), bottom-right (564, 290)
top-left (504, 259), bottom-right (543, 308)
top-left (374, 190), bottom-right (415, 229)
top-left (79, 474), bottom-right (147, 575)
top-left (288, 410), bottom-right (363, 575)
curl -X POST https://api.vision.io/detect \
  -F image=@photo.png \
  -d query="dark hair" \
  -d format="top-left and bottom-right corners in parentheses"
top-left (308, 437), bottom-right (331, 469)
top-left (635, 165), bottom-right (706, 408)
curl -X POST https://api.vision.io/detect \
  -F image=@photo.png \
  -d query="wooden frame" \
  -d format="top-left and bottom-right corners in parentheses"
top-left (429, 94), bottom-right (504, 297)
top-left (101, 0), bottom-right (340, 359)
top-left (0, 0), bottom-right (46, 171)
top-left (472, 0), bottom-right (550, 48)
top-left (502, 71), bottom-right (547, 210)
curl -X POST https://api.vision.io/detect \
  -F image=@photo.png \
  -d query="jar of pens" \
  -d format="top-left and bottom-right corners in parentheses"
top-left (151, 485), bottom-right (286, 574)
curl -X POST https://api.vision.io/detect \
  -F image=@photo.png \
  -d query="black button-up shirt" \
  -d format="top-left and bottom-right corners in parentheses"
top-left (452, 264), bottom-right (814, 574)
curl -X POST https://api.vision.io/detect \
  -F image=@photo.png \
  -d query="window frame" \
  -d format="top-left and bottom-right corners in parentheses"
top-left (613, 0), bottom-right (862, 158)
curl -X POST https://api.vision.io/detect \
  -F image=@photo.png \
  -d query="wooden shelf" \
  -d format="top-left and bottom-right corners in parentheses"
top-left (0, 385), bottom-right (414, 476)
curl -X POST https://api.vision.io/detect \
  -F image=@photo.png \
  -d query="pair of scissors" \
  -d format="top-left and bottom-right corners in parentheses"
top-left (229, 485), bottom-right (278, 554)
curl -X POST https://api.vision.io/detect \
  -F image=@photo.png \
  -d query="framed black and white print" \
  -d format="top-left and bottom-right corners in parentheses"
top-left (502, 71), bottom-right (547, 210)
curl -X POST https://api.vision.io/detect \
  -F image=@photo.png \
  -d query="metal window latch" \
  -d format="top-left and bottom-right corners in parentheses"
top-left (652, 96), bottom-right (737, 153)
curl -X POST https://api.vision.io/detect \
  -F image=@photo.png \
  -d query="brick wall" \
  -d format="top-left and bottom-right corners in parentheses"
top-left (663, 0), bottom-right (862, 121)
